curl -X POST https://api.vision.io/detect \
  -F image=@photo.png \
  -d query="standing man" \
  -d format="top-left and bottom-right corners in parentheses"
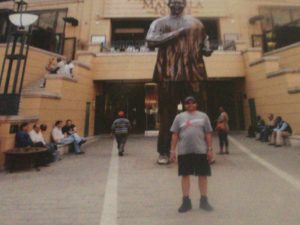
top-left (146, 0), bottom-right (213, 164)
top-left (111, 111), bottom-right (131, 156)
top-left (170, 96), bottom-right (214, 213)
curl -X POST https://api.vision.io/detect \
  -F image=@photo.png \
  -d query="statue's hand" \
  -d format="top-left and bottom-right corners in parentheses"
top-left (202, 48), bottom-right (213, 57)
top-left (176, 27), bottom-right (189, 36)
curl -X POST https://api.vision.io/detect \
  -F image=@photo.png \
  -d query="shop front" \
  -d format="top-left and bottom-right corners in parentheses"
top-left (94, 79), bottom-right (245, 135)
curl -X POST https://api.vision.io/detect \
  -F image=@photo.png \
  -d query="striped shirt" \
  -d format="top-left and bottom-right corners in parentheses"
top-left (111, 118), bottom-right (131, 134)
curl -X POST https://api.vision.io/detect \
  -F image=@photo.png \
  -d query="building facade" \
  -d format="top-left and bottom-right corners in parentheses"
top-left (1, 0), bottom-right (300, 164)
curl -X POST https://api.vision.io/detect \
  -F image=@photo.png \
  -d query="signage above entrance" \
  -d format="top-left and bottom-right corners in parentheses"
top-left (138, 0), bottom-right (204, 15)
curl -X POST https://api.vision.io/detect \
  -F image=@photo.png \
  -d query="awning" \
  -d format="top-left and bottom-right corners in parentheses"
top-left (249, 15), bottom-right (264, 24)
top-left (63, 17), bottom-right (79, 26)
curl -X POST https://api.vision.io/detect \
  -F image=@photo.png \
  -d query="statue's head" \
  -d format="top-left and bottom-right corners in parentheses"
top-left (168, 0), bottom-right (186, 16)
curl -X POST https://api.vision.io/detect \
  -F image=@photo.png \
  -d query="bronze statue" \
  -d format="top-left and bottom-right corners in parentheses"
top-left (146, 0), bottom-right (213, 164)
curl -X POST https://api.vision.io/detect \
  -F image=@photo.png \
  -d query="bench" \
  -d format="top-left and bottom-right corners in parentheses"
top-left (56, 143), bottom-right (76, 159)
top-left (4, 147), bottom-right (48, 172)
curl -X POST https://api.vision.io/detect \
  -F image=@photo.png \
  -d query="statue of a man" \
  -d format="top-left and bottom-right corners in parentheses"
top-left (146, 0), bottom-right (213, 164)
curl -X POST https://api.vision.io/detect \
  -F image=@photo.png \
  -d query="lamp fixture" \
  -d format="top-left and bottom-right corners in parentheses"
top-left (9, 13), bottom-right (38, 28)
top-left (9, 0), bottom-right (38, 29)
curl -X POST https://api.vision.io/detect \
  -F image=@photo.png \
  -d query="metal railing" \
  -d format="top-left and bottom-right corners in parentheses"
top-left (100, 39), bottom-right (235, 53)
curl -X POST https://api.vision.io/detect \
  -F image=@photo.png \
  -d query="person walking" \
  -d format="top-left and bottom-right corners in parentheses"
top-left (170, 96), bottom-right (214, 213)
top-left (216, 106), bottom-right (230, 154)
top-left (111, 111), bottom-right (131, 156)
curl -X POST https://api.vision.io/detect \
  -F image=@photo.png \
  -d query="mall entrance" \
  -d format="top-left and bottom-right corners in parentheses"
top-left (94, 79), bottom-right (245, 135)
top-left (94, 82), bottom-right (147, 134)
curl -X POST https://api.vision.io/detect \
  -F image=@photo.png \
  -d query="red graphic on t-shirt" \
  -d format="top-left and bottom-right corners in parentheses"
top-left (185, 120), bottom-right (193, 128)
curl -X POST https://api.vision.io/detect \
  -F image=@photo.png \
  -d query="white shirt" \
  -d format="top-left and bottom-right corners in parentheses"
top-left (57, 61), bottom-right (66, 74)
top-left (52, 127), bottom-right (64, 143)
top-left (64, 63), bottom-right (74, 77)
top-left (29, 130), bottom-right (46, 145)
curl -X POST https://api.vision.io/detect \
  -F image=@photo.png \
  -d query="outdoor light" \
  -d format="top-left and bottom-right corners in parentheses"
top-left (9, 13), bottom-right (38, 28)
top-left (9, 0), bottom-right (38, 29)
top-left (0, 0), bottom-right (38, 115)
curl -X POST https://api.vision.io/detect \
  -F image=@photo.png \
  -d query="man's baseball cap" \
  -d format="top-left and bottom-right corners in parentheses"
top-left (184, 96), bottom-right (196, 104)
top-left (118, 111), bottom-right (125, 117)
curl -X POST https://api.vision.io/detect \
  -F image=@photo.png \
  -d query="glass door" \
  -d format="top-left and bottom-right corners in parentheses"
top-left (145, 83), bottom-right (159, 131)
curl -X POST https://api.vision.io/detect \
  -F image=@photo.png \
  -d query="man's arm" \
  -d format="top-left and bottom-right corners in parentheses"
top-left (205, 132), bottom-right (213, 162)
top-left (170, 133), bottom-right (179, 162)
top-left (279, 122), bottom-right (288, 132)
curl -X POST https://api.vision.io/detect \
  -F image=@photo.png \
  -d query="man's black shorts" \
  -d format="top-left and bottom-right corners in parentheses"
top-left (178, 154), bottom-right (211, 176)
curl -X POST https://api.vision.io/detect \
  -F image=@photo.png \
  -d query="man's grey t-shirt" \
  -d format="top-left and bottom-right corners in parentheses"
top-left (111, 118), bottom-right (131, 134)
top-left (170, 111), bottom-right (213, 155)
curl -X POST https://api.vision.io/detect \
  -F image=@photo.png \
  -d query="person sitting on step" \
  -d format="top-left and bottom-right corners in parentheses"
top-left (269, 116), bottom-right (292, 147)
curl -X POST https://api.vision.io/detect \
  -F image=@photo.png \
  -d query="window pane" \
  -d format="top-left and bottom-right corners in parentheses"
top-left (38, 12), bottom-right (56, 31)
top-left (0, 17), bottom-right (7, 36)
top-left (291, 8), bottom-right (300, 21)
top-left (271, 8), bottom-right (292, 27)
top-left (259, 8), bottom-right (273, 31)
top-left (56, 11), bottom-right (67, 33)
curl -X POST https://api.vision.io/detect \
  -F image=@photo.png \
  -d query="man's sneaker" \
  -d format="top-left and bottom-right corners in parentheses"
top-left (178, 197), bottom-right (192, 213)
top-left (118, 151), bottom-right (124, 157)
top-left (157, 155), bottom-right (169, 165)
top-left (75, 152), bottom-right (85, 155)
top-left (79, 140), bottom-right (87, 146)
top-left (200, 196), bottom-right (213, 212)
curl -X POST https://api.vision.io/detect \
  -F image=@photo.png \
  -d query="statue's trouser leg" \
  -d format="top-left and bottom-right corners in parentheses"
top-left (157, 82), bottom-right (202, 156)
top-left (157, 82), bottom-right (181, 156)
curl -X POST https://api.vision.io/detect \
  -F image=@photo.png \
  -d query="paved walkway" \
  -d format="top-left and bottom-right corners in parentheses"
top-left (1, 134), bottom-right (300, 225)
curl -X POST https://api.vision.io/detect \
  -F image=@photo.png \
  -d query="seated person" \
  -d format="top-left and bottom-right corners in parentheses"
top-left (270, 117), bottom-right (292, 147)
top-left (259, 113), bottom-right (276, 142)
top-left (30, 123), bottom-right (58, 163)
top-left (70, 124), bottom-right (87, 146)
top-left (62, 120), bottom-right (86, 145)
top-left (16, 123), bottom-right (49, 167)
top-left (45, 58), bottom-right (57, 74)
top-left (16, 122), bottom-right (34, 148)
top-left (247, 116), bottom-right (265, 138)
top-left (29, 123), bottom-right (46, 147)
top-left (64, 60), bottom-right (75, 78)
top-left (52, 120), bottom-right (84, 155)
top-left (62, 119), bottom-right (73, 137)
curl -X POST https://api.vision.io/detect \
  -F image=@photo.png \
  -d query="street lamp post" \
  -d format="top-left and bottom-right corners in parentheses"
top-left (0, 0), bottom-right (38, 115)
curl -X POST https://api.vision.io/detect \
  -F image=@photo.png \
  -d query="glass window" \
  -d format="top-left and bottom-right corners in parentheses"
top-left (259, 8), bottom-right (273, 31)
top-left (271, 8), bottom-right (292, 27)
top-left (38, 11), bottom-right (56, 31)
top-left (0, 16), bottom-right (7, 42)
top-left (291, 8), bottom-right (300, 21)
top-left (56, 11), bottom-right (67, 33)
top-left (145, 83), bottom-right (159, 131)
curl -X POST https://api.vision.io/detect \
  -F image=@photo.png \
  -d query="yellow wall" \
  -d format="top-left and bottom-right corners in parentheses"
top-left (20, 65), bottom-right (96, 142)
top-left (0, 44), bottom-right (65, 92)
top-left (0, 44), bottom-right (96, 165)
top-left (244, 45), bottom-right (300, 134)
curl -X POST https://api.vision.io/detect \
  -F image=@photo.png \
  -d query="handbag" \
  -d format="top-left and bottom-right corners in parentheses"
top-left (216, 121), bottom-right (226, 131)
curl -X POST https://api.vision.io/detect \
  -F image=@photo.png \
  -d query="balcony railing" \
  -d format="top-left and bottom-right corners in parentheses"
top-left (101, 39), bottom-right (234, 53)
top-left (263, 18), bottom-right (300, 52)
